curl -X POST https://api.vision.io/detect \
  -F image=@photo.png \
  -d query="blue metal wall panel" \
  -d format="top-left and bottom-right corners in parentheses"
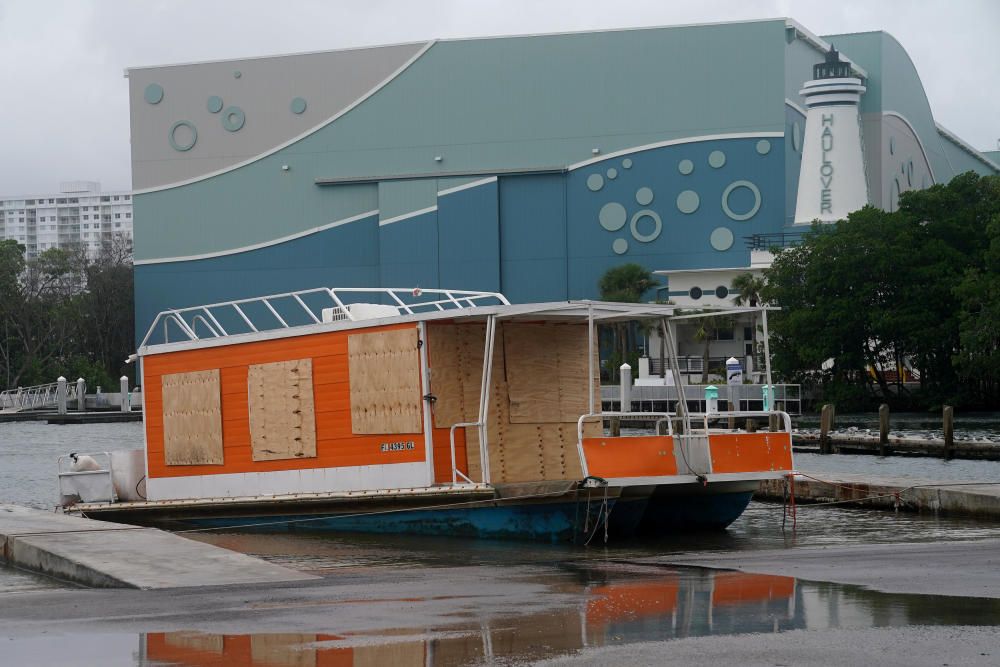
top-left (378, 210), bottom-right (439, 289)
top-left (565, 137), bottom-right (784, 299)
top-left (133, 213), bottom-right (380, 344)
top-left (437, 180), bottom-right (500, 292)
top-left (498, 174), bottom-right (569, 303)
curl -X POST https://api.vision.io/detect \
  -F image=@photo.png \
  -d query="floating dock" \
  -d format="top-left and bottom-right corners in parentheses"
top-left (0, 504), bottom-right (315, 589)
top-left (757, 472), bottom-right (1000, 519)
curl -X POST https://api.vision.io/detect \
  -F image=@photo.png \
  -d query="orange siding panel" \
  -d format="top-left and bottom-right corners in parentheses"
top-left (709, 432), bottom-right (793, 474)
top-left (143, 323), bottom-right (426, 479)
top-left (581, 436), bottom-right (678, 478)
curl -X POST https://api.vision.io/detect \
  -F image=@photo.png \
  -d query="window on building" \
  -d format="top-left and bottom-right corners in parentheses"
top-left (125, 213), bottom-right (131, 219)
top-left (689, 287), bottom-right (702, 300)
top-left (714, 328), bottom-right (735, 341)
top-left (743, 327), bottom-right (753, 341)
top-left (125, 195), bottom-right (131, 200)
top-left (56, 199), bottom-right (65, 204)
top-left (113, 196), bottom-right (119, 201)
top-left (114, 214), bottom-right (120, 219)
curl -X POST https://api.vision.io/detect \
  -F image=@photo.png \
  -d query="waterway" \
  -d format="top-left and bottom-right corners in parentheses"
top-left (3, 421), bottom-right (1000, 665)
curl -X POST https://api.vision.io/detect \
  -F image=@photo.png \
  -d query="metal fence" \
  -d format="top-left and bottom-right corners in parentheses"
top-left (600, 383), bottom-right (802, 415)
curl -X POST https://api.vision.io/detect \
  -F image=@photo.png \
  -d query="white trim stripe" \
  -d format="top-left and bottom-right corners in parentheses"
top-left (437, 176), bottom-right (497, 197)
top-left (567, 132), bottom-right (784, 171)
top-left (133, 41), bottom-right (437, 195)
top-left (784, 98), bottom-right (807, 118)
top-left (134, 209), bottom-right (379, 266)
top-left (883, 111), bottom-right (938, 183)
top-left (379, 205), bottom-right (438, 226)
top-left (935, 122), bottom-right (1000, 172)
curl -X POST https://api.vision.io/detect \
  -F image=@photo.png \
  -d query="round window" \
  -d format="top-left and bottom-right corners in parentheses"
top-left (689, 287), bottom-right (702, 300)
top-left (715, 286), bottom-right (729, 299)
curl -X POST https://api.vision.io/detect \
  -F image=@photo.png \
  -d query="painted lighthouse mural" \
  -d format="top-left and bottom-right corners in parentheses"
top-left (794, 47), bottom-right (869, 224)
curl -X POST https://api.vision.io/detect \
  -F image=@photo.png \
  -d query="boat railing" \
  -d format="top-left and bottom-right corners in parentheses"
top-left (138, 287), bottom-right (510, 349)
top-left (449, 421), bottom-right (488, 485)
top-left (574, 410), bottom-right (792, 478)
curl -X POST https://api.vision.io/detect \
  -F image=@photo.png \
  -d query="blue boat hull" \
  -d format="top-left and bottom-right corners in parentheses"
top-left (178, 499), bottom-right (612, 544)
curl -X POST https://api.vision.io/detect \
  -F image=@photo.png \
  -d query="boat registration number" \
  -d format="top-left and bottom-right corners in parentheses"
top-left (381, 440), bottom-right (416, 453)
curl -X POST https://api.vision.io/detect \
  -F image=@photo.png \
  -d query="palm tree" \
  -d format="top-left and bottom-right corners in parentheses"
top-left (598, 264), bottom-right (658, 381)
top-left (731, 272), bottom-right (767, 379)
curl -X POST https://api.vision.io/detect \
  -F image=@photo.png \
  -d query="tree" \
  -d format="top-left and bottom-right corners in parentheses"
top-left (762, 171), bottom-right (1000, 409)
top-left (598, 263), bottom-right (658, 381)
top-left (731, 272), bottom-right (767, 377)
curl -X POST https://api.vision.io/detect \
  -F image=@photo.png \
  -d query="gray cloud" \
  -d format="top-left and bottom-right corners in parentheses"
top-left (0, 0), bottom-right (996, 194)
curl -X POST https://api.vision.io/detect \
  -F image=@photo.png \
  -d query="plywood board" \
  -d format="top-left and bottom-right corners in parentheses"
top-left (250, 634), bottom-right (317, 667)
top-left (248, 358), bottom-right (317, 461)
top-left (348, 327), bottom-right (422, 434)
top-left (504, 323), bottom-right (593, 424)
top-left (162, 369), bottom-right (224, 466)
top-left (428, 323), bottom-right (485, 428)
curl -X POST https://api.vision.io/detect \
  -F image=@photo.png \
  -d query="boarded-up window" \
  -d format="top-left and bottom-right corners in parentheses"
top-left (504, 323), bottom-right (594, 423)
top-left (248, 358), bottom-right (317, 461)
top-left (162, 369), bottom-right (223, 465)
top-left (348, 327), bottom-right (422, 434)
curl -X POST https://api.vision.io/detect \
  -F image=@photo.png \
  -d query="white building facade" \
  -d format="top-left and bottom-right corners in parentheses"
top-left (0, 181), bottom-right (133, 260)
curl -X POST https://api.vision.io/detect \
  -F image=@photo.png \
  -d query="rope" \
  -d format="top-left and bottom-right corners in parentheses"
top-left (174, 487), bottom-right (576, 534)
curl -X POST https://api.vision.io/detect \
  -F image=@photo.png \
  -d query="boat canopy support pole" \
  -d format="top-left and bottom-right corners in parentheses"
top-left (588, 304), bottom-right (595, 415)
top-left (418, 321), bottom-right (435, 486)
top-left (761, 308), bottom-right (773, 391)
top-left (661, 317), bottom-right (690, 435)
top-left (477, 315), bottom-right (497, 484)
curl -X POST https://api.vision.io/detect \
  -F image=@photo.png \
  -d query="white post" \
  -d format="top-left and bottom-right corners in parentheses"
top-left (57, 376), bottom-right (67, 415)
top-left (619, 363), bottom-right (632, 413)
top-left (120, 375), bottom-right (130, 412)
top-left (761, 309), bottom-right (773, 390)
top-left (76, 378), bottom-right (86, 412)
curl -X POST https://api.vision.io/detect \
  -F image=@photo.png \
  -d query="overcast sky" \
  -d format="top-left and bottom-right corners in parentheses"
top-left (0, 0), bottom-right (996, 194)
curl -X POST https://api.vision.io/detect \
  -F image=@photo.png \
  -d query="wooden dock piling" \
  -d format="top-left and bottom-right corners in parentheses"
top-left (820, 403), bottom-right (835, 454)
top-left (878, 403), bottom-right (890, 456)
top-left (943, 405), bottom-right (954, 460)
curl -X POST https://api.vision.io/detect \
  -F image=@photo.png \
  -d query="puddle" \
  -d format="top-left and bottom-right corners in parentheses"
top-left (4, 565), bottom-right (999, 666)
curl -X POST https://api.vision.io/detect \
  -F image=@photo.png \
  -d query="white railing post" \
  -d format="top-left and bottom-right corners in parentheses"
top-left (76, 378), bottom-right (86, 412)
top-left (120, 375), bottom-right (130, 412)
top-left (57, 377), bottom-right (67, 414)
top-left (619, 363), bottom-right (632, 413)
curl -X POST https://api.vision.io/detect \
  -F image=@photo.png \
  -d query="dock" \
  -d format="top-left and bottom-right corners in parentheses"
top-left (757, 472), bottom-right (1000, 519)
top-left (793, 432), bottom-right (1000, 460)
top-left (0, 504), bottom-right (316, 589)
top-left (47, 411), bottom-right (143, 424)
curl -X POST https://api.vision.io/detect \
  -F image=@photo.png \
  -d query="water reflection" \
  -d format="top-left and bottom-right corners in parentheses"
top-left (139, 569), bottom-right (801, 666)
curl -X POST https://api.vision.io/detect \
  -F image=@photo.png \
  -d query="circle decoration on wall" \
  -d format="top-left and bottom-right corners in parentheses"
top-left (234, 70), bottom-right (242, 79)
top-left (629, 209), bottom-right (662, 243)
top-left (587, 174), bottom-right (604, 192)
top-left (676, 190), bottom-right (700, 214)
top-left (221, 106), bottom-right (246, 132)
top-left (606, 167), bottom-right (618, 180)
top-left (290, 97), bottom-right (307, 114)
top-left (622, 158), bottom-right (633, 169)
top-left (635, 187), bottom-right (654, 206)
top-left (715, 285), bottom-right (729, 299)
top-left (792, 122), bottom-right (802, 152)
top-left (721, 180), bottom-right (761, 221)
top-left (710, 226), bottom-right (735, 251)
top-left (144, 83), bottom-right (164, 104)
top-left (599, 202), bottom-right (627, 231)
top-left (689, 286), bottom-right (702, 300)
top-left (708, 150), bottom-right (726, 168)
top-left (756, 139), bottom-right (771, 155)
top-left (207, 96), bottom-right (224, 113)
top-left (168, 121), bottom-right (197, 152)
top-left (678, 159), bottom-right (694, 175)
top-left (612, 238), bottom-right (629, 254)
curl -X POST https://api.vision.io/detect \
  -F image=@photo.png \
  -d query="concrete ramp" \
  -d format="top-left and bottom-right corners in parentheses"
top-left (0, 504), bottom-right (317, 589)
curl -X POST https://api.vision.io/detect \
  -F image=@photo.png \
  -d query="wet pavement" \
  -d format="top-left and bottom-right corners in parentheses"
top-left (2, 551), bottom-right (1000, 665)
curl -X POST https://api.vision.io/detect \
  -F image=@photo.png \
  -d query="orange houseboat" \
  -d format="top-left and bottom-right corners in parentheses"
top-left (62, 287), bottom-right (793, 542)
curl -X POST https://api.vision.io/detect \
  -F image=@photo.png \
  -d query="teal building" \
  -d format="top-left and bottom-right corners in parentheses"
top-left (127, 19), bottom-right (999, 341)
